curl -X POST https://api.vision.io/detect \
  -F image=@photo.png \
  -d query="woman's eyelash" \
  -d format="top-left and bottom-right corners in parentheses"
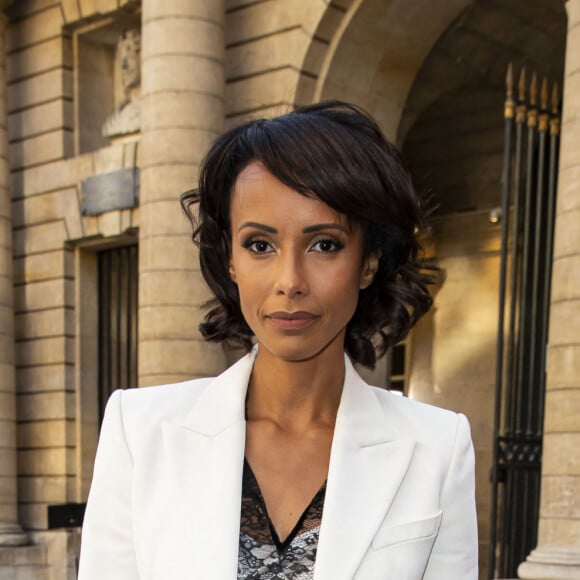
top-left (243, 239), bottom-right (273, 253)
top-left (311, 238), bottom-right (344, 252)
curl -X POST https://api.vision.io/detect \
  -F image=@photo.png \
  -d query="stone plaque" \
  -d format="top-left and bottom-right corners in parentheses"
top-left (81, 167), bottom-right (139, 216)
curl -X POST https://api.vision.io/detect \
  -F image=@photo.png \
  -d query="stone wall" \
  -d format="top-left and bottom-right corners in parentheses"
top-left (0, 0), bottom-right (578, 579)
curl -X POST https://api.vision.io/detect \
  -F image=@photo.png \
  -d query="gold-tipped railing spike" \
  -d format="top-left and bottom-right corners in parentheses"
top-left (530, 72), bottom-right (538, 107)
top-left (551, 83), bottom-right (559, 115)
top-left (518, 68), bottom-right (526, 102)
top-left (540, 77), bottom-right (549, 111)
top-left (527, 72), bottom-right (538, 128)
top-left (550, 82), bottom-right (560, 137)
top-left (538, 77), bottom-right (550, 132)
top-left (516, 68), bottom-right (527, 124)
top-left (505, 62), bottom-right (515, 119)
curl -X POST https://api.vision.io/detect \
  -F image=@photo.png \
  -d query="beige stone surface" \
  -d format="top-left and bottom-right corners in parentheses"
top-left (6, 6), bottom-right (63, 52)
top-left (139, 338), bottom-right (226, 379)
top-left (17, 447), bottom-right (74, 477)
top-left (18, 502), bottom-right (48, 530)
top-left (15, 337), bottom-right (73, 367)
top-left (137, 164), bottom-right (199, 202)
top-left (548, 300), bottom-right (580, 346)
top-left (138, 304), bottom-right (209, 341)
top-left (16, 365), bottom-right (73, 397)
top-left (542, 433), bottom-right (580, 476)
top-left (544, 389), bottom-right (580, 432)
top-left (139, 199), bottom-right (198, 239)
top-left (226, 28), bottom-right (310, 79)
top-left (562, 66), bottom-right (580, 123)
top-left (11, 160), bottom-right (75, 199)
top-left (141, 54), bottom-right (224, 97)
top-left (18, 476), bottom-right (71, 504)
top-left (550, 254), bottom-right (580, 302)
top-left (92, 143), bottom-right (124, 175)
top-left (225, 0), bottom-right (324, 45)
top-left (140, 128), bottom-right (218, 167)
top-left (14, 308), bottom-right (73, 341)
top-left (556, 164), bottom-right (580, 214)
top-left (226, 67), bottom-right (301, 115)
top-left (547, 344), bottom-right (580, 390)
top-left (143, 0), bottom-right (224, 21)
top-left (139, 234), bottom-right (200, 272)
top-left (9, 98), bottom-right (73, 141)
top-left (12, 221), bottom-right (68, 257)
top-left (11, 188), bottom-right (76, 228)
top-left (538, 517), bottom-right (580, 548)
top-left (558, 117), bottom-right (580, 171)
top-left (6, 36), bottom-right (72, 84)
top-left (139, 269), bottom-right (211, 307)
top-left (7, 69), bottom-right (72, 113)
top-left (60, 0), bottom-right (81, 23)
top-left (540, 476), bottom-right (580, 519)
top-left (142, 18), bottom-right (224, 60)
top-left (13, 279), bottom-right (72, 313)
top-left (17, 391), bottom-right (74, 423)
top-left (140, 92), bottom-right (223, 133)
top-left (13, 249), bottom-right (73, 285)
top-left (9, 131), bottom-right (73, 170)
top-left (79, 0), bottom-right (118, 16)
top-left (0, 449), bottom-right (16, 478)
top-left (17, 420), bottom-right (71, 450)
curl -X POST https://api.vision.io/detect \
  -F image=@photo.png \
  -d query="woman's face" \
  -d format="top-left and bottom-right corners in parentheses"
top-left (229, 161), bottom-right (377, 363)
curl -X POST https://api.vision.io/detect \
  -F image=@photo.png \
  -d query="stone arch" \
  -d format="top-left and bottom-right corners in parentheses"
top-left (298, 0), bottom-right (473, 140)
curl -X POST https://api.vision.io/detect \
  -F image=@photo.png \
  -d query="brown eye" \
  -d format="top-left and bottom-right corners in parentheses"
top-left (311, 239), bottom-right (342, 253)
top-left (246, 240), bottom-right (273, 254)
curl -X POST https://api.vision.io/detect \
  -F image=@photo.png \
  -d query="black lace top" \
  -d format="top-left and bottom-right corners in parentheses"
top-left (238, 459), bottom-right (326, 579)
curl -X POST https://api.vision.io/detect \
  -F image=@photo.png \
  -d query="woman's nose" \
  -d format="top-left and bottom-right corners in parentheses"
top-left (274, 252), bottom-right (308, 297)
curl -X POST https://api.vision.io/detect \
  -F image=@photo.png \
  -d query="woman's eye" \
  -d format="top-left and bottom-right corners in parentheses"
top-left (246, 240), bottom-right (273, 254)
top-left (311, 239), bottom-right (342, 253)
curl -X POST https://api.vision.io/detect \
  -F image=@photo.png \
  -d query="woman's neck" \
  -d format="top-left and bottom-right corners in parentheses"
top-left (247, 346), bottom-right (345, 431)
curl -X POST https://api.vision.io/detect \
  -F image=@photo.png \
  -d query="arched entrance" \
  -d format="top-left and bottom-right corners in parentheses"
top-left (308, 0), bottom-right (567, 577)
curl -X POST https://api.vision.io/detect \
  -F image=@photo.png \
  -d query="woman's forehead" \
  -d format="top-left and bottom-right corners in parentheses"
top-left (230, 161), bottom-right (352, 230)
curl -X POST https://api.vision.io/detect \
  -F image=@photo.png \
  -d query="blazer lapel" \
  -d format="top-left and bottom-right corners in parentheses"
top-left (161, 351), bottom-right (256, 580)
top-left (314, 359), bottom-right (416, 580)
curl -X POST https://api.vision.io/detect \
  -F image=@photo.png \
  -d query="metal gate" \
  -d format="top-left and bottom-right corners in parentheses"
top-left (488, 65), bottom-right (560, 579)
top-left (97, 244), bottom-right (139, 421)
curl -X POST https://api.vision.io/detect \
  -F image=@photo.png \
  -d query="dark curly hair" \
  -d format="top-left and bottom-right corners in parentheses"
top-left (181, 100), bottom-right (439, 368)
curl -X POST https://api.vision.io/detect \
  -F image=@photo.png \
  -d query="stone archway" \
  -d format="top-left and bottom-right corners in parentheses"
top-left (401, 2), bottom-right (566, 578)
top-left (304, 1), bottom-right (568, 578)
top-left (300, 0), bottom-right (474, 140)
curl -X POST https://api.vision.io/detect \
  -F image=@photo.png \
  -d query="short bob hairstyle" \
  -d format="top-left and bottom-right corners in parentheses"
top-left (181, 100), bottom-right (438, 368)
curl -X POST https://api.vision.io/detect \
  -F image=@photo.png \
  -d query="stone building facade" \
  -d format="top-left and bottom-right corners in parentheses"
top-left (0, 0), bottom-right (578, 578)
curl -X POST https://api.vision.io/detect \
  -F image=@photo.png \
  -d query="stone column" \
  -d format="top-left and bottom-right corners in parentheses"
top-left (0, 1), bottom-right (27, 547)
top-left (519, 1), bottom-right (580, 578)
top-left (138, 0), bottom-right (227, 386)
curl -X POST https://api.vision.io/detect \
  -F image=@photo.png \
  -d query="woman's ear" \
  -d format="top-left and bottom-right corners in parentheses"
top-left (228, 262), bottom-right (237, 283)
top-left (360, 253), bottom-right (379, 289)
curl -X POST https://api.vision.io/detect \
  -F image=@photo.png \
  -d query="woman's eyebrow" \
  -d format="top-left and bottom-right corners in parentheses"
top-left (302, 223), bottom-right (349, 234)
top-left (237, 222), bottom-right (349, 234)
top-left (237, 221), bottom-right (277, 233)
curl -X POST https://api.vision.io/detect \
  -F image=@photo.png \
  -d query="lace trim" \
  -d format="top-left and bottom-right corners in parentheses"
top-left (238, 459), bottom-right (326, 579)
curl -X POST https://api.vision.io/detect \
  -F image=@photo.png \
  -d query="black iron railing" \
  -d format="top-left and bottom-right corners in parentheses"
top-left (489, 65), bottom-right (560, 579)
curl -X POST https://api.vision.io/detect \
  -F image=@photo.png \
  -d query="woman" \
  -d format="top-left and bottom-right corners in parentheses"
top-left (78, 101), bottom-right (478, 579)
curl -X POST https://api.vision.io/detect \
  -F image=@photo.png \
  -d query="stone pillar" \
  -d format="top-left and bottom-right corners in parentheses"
top-left (519, 1), bottom-right (580, 578)
top-left (0, 2), bottom-right (28, 547)
top-left (138, 0), bottom-right (227, 386)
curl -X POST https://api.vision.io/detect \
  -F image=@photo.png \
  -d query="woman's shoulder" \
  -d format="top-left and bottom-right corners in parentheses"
top-left (366, 384), bottom-right (470, 445)
top-left (110, 376), bottom-right (215, 426)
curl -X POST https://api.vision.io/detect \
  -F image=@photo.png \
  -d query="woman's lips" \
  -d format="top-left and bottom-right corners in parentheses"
top-left (267, 311), bottom-right (319, 331)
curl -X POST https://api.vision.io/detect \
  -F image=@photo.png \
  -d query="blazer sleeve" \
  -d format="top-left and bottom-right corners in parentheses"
top-left (423, 413), bottom-right (478, 580)
top-left (78, 390), bottom-right (140, 580)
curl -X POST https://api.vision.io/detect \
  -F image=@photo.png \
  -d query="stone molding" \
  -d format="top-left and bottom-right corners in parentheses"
top-left (519, 547), bottom-right (580, 579)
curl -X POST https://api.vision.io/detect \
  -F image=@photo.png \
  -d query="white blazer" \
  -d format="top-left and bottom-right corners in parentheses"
top-left (78, 350), bottom-right (478, 580)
